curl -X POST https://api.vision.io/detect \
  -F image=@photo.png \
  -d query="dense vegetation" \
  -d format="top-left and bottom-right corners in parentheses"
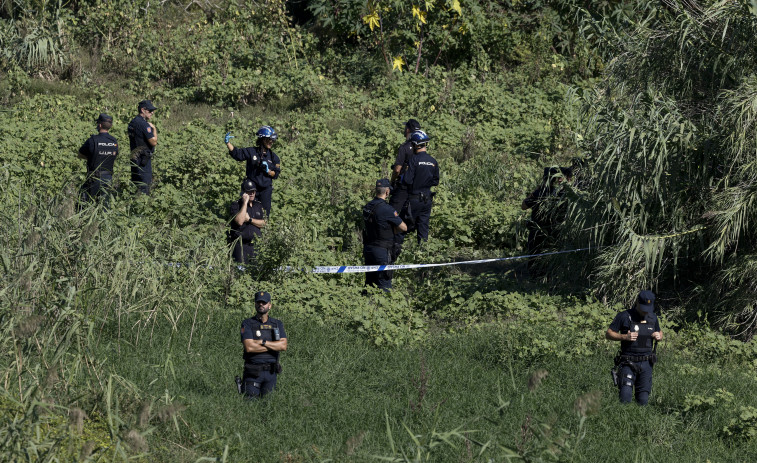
top-left (2, 0), bottom-right (757, 461)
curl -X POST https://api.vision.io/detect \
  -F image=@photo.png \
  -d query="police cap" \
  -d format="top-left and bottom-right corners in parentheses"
top-left (405, 119), bottom-right (421, 131)
top-left (637, 290), bottom-right (655, 313)
top-left (96, 113), bottom-right (113, 124)
top-left (255, 291), bottom-right (271, 303)
top-left (375, 178), bottom-right (391, 188)
top-left (138, 100), bottom-right (157, 111)
top-left (242, 178), bottom-right (257, 192)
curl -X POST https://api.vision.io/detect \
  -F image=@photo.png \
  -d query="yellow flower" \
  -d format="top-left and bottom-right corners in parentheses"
top-left (392, 56), bottom-right (406, 72)
top-left (362, 11), bottom-right (380, 31)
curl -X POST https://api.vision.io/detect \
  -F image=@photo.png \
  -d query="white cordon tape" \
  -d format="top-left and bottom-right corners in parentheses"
top-left (307, 247), bottom-right (593, 274)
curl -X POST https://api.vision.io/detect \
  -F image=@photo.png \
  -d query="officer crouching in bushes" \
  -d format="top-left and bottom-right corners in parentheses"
top-left (228, 179), bottom-right (266, 264)
top-left (606, 290), bottom-right (664, 405)
top-left (239, 291), bottom-right (287, 398)
top-left (78, 113), bottom-right (118, 205)
top-left (363, 178), bottom-right (407, 291)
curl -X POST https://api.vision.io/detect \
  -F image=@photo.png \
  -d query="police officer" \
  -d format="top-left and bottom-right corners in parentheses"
top-left (363, 178), bottom-right (407, 291)
top-left (521, 166), bottom-right (568, 272)
top-left (78, 113), bottom-right (118, 204)
top-left (389, 119), bottom-right (421, 212)
top-left (127, 100), bottom-right (158, 195)
top-left (225, 126), bottom-right (281, 216)
top-left (605, 290), bottom-right (663, 405)
top-left (229, 179), bottom-right (266, 264)
top-left (240, 291), bottom-right (287, 398)
top-left (401, 130), bottom-right (439, 245)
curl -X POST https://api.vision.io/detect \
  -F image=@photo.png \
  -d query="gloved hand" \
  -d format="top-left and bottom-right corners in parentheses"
top-left (262, 161), bottom-right (270, 173)
top-left (224, 132), bottom-right (235, 144)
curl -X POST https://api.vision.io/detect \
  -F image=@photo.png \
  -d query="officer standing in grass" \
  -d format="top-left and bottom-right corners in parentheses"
top-left (225, 126), bottom-right (281, 217)
top-left (229, 179), bottom-right (266, 264)
top-left (363, 178), bottom-right (407, 291)
top-left (78, 113), bottom-right (118, 204)
top-left (128, 100), bottom-right (158, 195)
top-left (389, 119), bottom-right (421, 212)
top-left (240, 291), bottom-right (287, 398)
top-left (401, 130), bottom-right (439, 245)
top-left (606, 290), bottom-right (663, 405)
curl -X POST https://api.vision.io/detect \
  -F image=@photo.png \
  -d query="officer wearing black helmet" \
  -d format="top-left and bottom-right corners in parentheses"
top-left (128, 100), bottom-right (158, 195)
top-left (606, 290), bottom-right (663, 405)
top-left (240, 291), bottom-right (287, 398)
top-left (401, 130), bottom-right (439, 245)
top-left (225, 126), bottom-right (281, 216)
top-left (389, 119), bottom-right (421, 212)
top-left (363, 178), bottom-right (407, 291)
top-left (78, 113), bottom-right (118, 204)
top-left (229, 179), bottom-right (267, 264)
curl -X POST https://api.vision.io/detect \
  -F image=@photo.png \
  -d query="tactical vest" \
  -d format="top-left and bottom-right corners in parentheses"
top-left (363, 201), bottom-right (394, 249)
top-left (623, 314), bottom-right (657, 354)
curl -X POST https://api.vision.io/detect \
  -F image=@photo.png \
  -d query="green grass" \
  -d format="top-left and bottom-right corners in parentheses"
top-left (100, 310), bottom-right (757, 462)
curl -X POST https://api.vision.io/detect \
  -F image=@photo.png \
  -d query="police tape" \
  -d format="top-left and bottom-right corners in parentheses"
top-left (306, 247), bottom-right (594, 274)
top-left (155, 247), bottom-right (595, 273)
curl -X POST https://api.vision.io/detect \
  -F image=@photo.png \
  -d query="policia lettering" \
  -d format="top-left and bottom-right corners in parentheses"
top-left (606, 290), bottom-right (663, 405)
top-left (78, 113), bottom-right (118, 204)
top-left (239, 291), bottom-right (287, 398)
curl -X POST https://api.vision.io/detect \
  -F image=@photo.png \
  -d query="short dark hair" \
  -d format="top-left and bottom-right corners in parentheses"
top-left (99, 120), bottom-right (113, 131)
top-left (375, 186), bottom-right (390, 196)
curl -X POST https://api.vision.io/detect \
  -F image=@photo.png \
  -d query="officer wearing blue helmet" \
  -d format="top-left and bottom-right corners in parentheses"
top-left (240, 291), bottom-right (287, 398)
top-left (128, 100), bottom-right (158, 195)
top-left (363, 178), bottom-right (407, 291)
top-left (401, 130), bottom-right (439, 245)
top-left (228, 179), bottom-right (267, 264)
top-left (78, 113), bottom-right (118, 204)
top-left (606, 290), bottom-right (664, 405)
top-left (225, 126), bottom-right (281, 216)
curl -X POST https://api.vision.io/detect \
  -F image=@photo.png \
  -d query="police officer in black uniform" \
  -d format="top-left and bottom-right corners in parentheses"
top-left (225, 126), bottom-right (281, 217)
top-left (606, 290), bottom-right (663, 405)
top-left (401, 130), bottom-right (439, 245)
top-left (521, 166), bottom-right (569, 272)
top-left (127, 100), bottom-right (158, 195)
top-left (363, 178), bottom-right (407, 291)
top-left (78, 113), bottom-right (118, 204)
top-left (229, 179), bottom-right (267, 264)
top-left (240, 291), bottom-right (287, 398)
top-left (389, 119), bottom-right (421, 212)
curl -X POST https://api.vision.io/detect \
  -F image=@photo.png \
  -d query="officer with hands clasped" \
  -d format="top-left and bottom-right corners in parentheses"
top-left (240, 291), bottom-right (287, 398)
top-left (229, 179), bottom-right (266, 264)
top-left (389, 119), bottom-right (422, 212)
top-left (128, 100), bottom-right (158, 195)
top-left (225, 126), bottom-right (281, 217)
top-left (78, 113), bottom-right (118, 204)
top-left (606, 290), bottom-right (664, 405)
top-left (401, 130), bottom-right (439, 245)
top-left (363, 178), bottom-right (407, 291)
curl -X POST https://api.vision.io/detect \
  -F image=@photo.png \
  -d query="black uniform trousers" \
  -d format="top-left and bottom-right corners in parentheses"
top-left (131, 158), bottom-right (153, 195)
top-left (256, 186), bottom-right (272, 217)
top-left (363, 245), bottom-right (393, 291)
top-left (81, 172), bottom-right (113, 206)
top-left (232, 240), bottom-right (256, 264)
top-left (409, 195), bottom-right (432, 243)
top-left (619, 359), bottom-right (653, 405)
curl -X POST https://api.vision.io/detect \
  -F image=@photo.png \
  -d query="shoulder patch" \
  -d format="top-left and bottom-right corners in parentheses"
top-left (146, 127), bottom-right (152, 133)
top-left (394, 211), bottom-right (398, 216)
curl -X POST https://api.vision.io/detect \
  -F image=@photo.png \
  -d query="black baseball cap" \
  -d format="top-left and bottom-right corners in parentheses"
top-left (405, 119), bottom-right (421, 131)
top-left (138, 100), bottom-right (157, 111)
top-left (376, 178), bottom-right (391, 188)
top-left (255, 291), bottom-right (271, 303)
top-left (96, 113), bottom-right (113, 123)
top-left (637, 290), bottom-right (655, 313)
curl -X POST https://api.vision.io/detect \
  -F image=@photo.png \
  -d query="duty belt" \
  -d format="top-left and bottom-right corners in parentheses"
top-left (619, 354), bottom-right (653, 362)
